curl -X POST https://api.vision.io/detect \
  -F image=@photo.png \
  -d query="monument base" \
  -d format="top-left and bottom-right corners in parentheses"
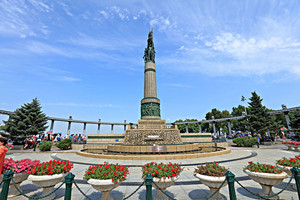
top-left (124, 119), bottom-right (182, 145)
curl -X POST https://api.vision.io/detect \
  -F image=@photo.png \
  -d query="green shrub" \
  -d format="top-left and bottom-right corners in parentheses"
top-left (39, 141), bottom-right (52, 151)
top-left (233, 137), bottom-right (244, 147)
top-left (244, 137), bottom-right (258, 147)
top-left (56, 139), bottom-right (72, 150)
top-left (233, 136), bottom-right (257, 147)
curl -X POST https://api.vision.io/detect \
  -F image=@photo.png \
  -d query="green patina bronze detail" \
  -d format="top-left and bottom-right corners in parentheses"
top-left (143, 28), bottom-right (155, 63)
top-left (141, 102), bottom-right (160, 117)
top-left (144, 68), bottom-right (156, 73)
top-left (142, 97), bottom-right (159, 100)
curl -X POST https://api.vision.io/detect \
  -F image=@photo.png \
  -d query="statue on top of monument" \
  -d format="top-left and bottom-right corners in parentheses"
top-left (143, 28), bottom-right (156, 63)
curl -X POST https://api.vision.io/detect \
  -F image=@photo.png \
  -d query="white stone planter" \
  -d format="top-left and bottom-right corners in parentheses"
top-left (284, 144), bottom-right (292, 150)
top-left (194, 173), bottom-right (227, 200)
top-left (87, 178), bottom-right (121, 200)
top-left (276, 164), bottom-right (296, 190)
top-left (152, 176), bottom-right (178, 200)
top-left (244, 169), bottom-right (288, 199)
top-left (28, 173), bottom-right (66, 200)
top-left (0, 172), bottom-right (29, 197)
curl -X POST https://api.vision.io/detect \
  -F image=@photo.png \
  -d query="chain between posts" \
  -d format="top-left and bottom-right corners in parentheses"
top-left (123, 180), bottom-right (145, 200)
top-left (11, 178), bottom-right (65, 199)
top-left (152, 181), bottom-right (176, 200)
top-left (234, 175), bottom-right (293, 199)
top-left (73, 180), bottom-right (95, 200)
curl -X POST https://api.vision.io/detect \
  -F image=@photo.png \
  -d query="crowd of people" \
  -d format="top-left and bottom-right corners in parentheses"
top-left (23, 133), bottom-right (87, 150)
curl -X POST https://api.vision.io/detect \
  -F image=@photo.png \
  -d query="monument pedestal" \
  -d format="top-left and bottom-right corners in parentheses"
top-left (124, 119), bottom-right (182, 145)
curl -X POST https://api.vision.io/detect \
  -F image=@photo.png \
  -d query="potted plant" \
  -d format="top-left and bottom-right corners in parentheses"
top-left (244, 162), bottom-right (288, 199)
top-left (28, 160), bottom-right (73, 200)
top-left (282, 141), bottom-right (300, 151)
top-left (194, 162), bottom-right (228, 200)
top-left (276, 155), bottom-right (300, 189)
top-left (84, 162), bottom-right (129, 200)
top-left (1, 158), bottom-right (40, 197)
top-left (56, 138), bottom-right (72, 150)
top-left (142, 162), bottom-right (182, 199)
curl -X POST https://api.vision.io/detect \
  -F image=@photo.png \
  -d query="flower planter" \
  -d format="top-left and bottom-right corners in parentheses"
top-left (28, 174), bottom-right (66, 200)
top-left (276, 164), bottom-right (296, 190)
top-left (194, 173), bottom-right (227, 200)
top-left (284, 144), bottom-right (292, 150)
top-left (152, 177), bottom-right (178, 200)
top-left (87, 178), bottom-right (121, 200)
top-left (244, 169), bottom-right (288, 199)
top-left (0, 172), bottom-right (29, 197)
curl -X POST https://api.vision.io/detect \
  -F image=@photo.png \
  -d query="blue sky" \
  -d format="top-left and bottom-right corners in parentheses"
top-left (1, 0), bottom-right (300, 134)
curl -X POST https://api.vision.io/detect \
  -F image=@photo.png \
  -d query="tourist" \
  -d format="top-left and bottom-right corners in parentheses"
top-left (0, 137), bottom-right (8, 175)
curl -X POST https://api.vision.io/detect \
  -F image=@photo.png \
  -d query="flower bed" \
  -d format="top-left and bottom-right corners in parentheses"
top-left (142, 162), bottom-right (182, 179)
top-left (28, 160), bottom-right (73, 175)
top-left (3, 158), bottom-right (40, 173)
top-left (194, 162), bottom-right (228, 177)
top-left (283, 141), bottom-right (300, 145)
top-left (84, 162), bottom-right (129, 184)
top-left (276, 155), bottom-right (300, 167)
top-left (244, 162), bottom-right (283, 174)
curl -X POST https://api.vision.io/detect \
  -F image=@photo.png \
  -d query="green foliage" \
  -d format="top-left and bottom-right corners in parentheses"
top-left (3, 98), bottom-right (48, 140)
top-left (174, 119), bottom-right (199, 133)
top-left (233, 137), bottom-right (257, 147)
top-left (205, 108), bottom-right (231, 134)
top-left (231, 105), bottom-right (247, 131)
top-left (232, 137), bottom-right (244, 147)
top-left (290, 109), bottom-right (300, 136)
top-left (247, 92), bottom-right (274, 135)
top-left (194, 162), bottom-right (228, 177)
top-left (56, 139), bottom-right (72, 150)
top-left (39, 141), bottom-right (52, 151)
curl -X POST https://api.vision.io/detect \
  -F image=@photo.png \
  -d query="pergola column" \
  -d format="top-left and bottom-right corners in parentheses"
top-left (282, 105), bottom-right (293, 134)
top-left (50, 120), bottom-right (55, 133)
top-left (111, 124), bottom-right (114, 134)
top-left (83, 123), bottom-right (87, 135)
top-left (185, 123), bottom-right (188, 133)
top-left (67, 116), bottom-right (72, 136)
top-left (212, 122), bottom-right (216, 135)
top-left (227, 120), bottom-right (232, 136)
top-left (97, 119), bottom-right (101, 134)
top-left (199, 123), bottom-right (202, 133)
top-left (124, 120), bottom-right (127, 132)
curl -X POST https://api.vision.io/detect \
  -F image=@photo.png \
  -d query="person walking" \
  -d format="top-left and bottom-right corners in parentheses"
top-left (0, 137), bottom-right (8, 174)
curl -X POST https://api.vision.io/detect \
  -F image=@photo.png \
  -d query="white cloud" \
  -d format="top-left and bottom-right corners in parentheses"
top-left (57, 2), bottom-right (73, 16)
top-left (149, 16), bottom-right (176, 31)
top-left (60, 76), bottom-right (81, 82)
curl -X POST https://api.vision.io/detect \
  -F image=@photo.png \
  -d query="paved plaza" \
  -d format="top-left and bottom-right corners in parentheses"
top-left (5, 144), bottom-right (299, 200)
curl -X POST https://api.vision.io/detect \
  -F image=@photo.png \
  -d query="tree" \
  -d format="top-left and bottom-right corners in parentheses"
top-left (174, 119), bottom-right (199, 133)
top-left (231, 105), bottom-right (247, 131)
top-left (205, 108), bottom-right (231, 134)
top-left (3, 98), bottom-right (48, 140)
top-left (246, 92), bottom-right (273, 135)
top-left (290, 109), bottom-right (300, 136)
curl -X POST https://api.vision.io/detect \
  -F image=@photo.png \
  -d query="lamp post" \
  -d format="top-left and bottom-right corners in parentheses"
top-left (241, 96), bottom-right (247, 115)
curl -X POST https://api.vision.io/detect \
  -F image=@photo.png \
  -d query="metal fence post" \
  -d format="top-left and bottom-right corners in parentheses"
top-left (291, 167), bottom-right (300, 199)
top-left (225, 171), bottom-right (237, 200)
top-left (0, 170), bottom-right (14, 200)
top-left (145, 173), bottom-right (153, 200)
top-left (64, 172), bottom-right (75, 200)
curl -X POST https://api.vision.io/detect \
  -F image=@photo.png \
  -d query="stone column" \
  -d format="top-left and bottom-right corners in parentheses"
top-left (124, 120), bottom-right (127, 132)
top-left (50, 120), bottom-right (55, 133)
top-left (111, 124), bottom-right (114, 134)
top-left (199, 123), bottom-right (202, 133)
top-left (227, 121), bottom-right (232, 136)
top-left (97, 119), bottom-right (101, 134)
top-left (67, 116), bottom-right (72, 136)
top-left (212, 122), bottom-right (216, 135)
top-left (83, 123), bottom-right (87, 135)
top-left (185, 123), bottom-right (188, 133)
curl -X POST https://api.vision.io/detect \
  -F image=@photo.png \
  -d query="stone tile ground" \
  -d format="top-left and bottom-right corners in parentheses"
top-left (5, 144), bottom-right (299, 199)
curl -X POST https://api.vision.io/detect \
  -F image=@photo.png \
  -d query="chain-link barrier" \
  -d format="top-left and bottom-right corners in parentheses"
top-left (11, 177), bottom-right (65, 199)
top-left (205, 179), bottom-right (227, 200)
top-left (152, 181), bottom-right (176, 200)
top-left (123, 181), bottom-right (145, 200)
top-left (73, 180), bottom-right (95, 200)
top-left (0, 180), bottom-right (3, 187)
top-left (234, 175), bottom-right (293, 199)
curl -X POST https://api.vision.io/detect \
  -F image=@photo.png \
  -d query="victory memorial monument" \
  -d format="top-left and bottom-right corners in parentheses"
top-left (124, 29), bottom-right (182, 145)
